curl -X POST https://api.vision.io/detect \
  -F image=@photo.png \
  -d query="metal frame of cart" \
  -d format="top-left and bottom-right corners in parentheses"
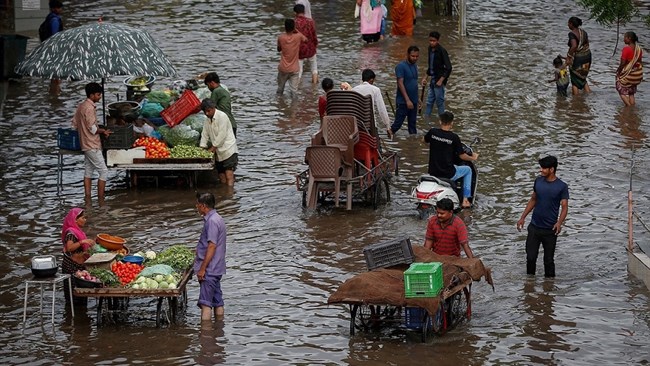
top-left (73, 269), bottom-right (193, 327)
top-left (295, 149), bottom-right (399, 210)
top-left (346, 276), bottom-right (472, 342)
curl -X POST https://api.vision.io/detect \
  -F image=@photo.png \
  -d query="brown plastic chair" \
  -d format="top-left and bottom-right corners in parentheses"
top-left (321, 115), bottom-right (358, 166)
top-left (304, 146), bottom-right (353, 210)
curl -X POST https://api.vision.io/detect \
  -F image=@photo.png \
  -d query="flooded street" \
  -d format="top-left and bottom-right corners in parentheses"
top-left (1, 0), bottom-right (650, 364)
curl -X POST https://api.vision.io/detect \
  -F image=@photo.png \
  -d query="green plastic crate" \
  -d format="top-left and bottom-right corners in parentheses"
top-left (404, 262), bottom-right (443, 298)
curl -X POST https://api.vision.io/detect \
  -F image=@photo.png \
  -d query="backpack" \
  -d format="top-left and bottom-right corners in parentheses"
top-left (38, 13), bottom-right (56, 42)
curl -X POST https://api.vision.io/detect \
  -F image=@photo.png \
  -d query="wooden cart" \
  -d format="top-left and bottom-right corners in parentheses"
top-left (345, 275), bottom-right (472, 342)
top-left (328, 246), bottom-right (492, 342)
top-left (73, 268), bottom-right (193, 327)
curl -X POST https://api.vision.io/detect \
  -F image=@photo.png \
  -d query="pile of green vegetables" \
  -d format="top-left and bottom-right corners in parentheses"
top-left (147, 245), bottom-right (194, 271)
top-left (88, 268), bottom-right (120, 286)
top-left (170, 145), bottom-right (213, 159)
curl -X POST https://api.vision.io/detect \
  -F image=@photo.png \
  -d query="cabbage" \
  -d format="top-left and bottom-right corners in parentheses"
top-left (182, 113), bottom-right (207, 133)
top-left (192, 87), bottom-right (211, 101)
top-left (146, 91), bottom-right (171, 108)
top-left (163, 124), bottom-right (200, 147)
top-left (138, 264), bottom-right (174, 277)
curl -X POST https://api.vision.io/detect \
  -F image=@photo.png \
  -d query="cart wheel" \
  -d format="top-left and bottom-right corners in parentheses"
top-left (373, 179), bottom-right (390, 209)
top-left (350, 304), bottom-right (372, 335)
top-left (421, 312), bottom-right (432, 342)
top-left (446, 292), bottom-right (463, 327)
top-left (432, 302), bottom-right (445, 334)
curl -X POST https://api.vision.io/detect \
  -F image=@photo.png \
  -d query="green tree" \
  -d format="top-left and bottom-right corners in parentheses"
top-left (577, 0), bottom-right (637, 55)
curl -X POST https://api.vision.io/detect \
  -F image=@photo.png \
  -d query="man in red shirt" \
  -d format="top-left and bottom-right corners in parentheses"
top-left (424, 198), bottom-right (474, 258)
top-left (294, 3), bottom-right (318, 84)
top-left (277, 18), bottom-right (307, 97)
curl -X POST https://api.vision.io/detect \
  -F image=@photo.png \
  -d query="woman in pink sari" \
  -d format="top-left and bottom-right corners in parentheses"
top-left (61, 208), bottom-right (94, 275)
top-left (616, 31), bottom-right (643, 106)
top-left (357, 0), bottom-right (382, 43)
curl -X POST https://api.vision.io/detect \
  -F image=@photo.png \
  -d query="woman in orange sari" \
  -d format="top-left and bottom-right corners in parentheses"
top-left (616, 31), bottom-right (643, 107)
top-left (391, 0), bottom-right (416, 36)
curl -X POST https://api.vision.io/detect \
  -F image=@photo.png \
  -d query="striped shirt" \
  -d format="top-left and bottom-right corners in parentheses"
top-left (425, 215), bottom-right (468, 257)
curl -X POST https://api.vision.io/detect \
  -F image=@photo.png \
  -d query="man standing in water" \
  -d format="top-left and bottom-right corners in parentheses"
top-left (424, 198), bottom-right (475, 258)
top-left (194, 192), bottom-right (227, 321)
top-left (204, 72), bottom-right (237, 137)
top-left (391, 46), bottom-right (420, 135)
top-left (517, 156), bottom-right (569, 278)
top-left (276, 18), bottom-right (307, 97)
top-left (73, 82), bottom-right (111, 205)
top-left (422, 31), bottom-right (452, 118)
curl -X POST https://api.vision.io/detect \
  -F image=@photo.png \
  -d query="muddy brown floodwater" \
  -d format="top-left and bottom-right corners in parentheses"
top-left (1, 0), bottom-right (649, 365)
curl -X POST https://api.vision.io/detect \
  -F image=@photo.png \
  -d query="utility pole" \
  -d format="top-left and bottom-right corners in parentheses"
top-left (458, 0), bottom-right (467, 37)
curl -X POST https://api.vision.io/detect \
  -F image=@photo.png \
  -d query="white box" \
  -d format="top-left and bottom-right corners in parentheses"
top-left (106, 147), bottom-right (146, 166)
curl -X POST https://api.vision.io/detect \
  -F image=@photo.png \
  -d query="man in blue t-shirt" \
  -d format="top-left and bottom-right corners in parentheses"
top-left (390, 45), bottom-right (420, 135)
top-left (516, 156), bottom-right (569, 277)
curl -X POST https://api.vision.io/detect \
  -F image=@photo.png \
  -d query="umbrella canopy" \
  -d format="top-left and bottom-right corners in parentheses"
top-left (15, 21), bottom-right (177, 80)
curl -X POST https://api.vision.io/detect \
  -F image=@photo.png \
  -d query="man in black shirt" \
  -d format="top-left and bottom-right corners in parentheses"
top-left (424, 111), bottom-right (478, 208)
top-left (421, 31), bottom-right (452, 118)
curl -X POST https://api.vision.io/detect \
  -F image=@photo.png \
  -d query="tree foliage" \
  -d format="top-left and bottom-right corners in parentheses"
top-left (577, 0), bottom-right (638, 54)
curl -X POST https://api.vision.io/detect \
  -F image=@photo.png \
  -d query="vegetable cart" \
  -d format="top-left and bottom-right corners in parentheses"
top-left (73, 267), bottom-right (193, 327)
top-left (327, 246), bottom-right (493, 342)
top-left (112, 158), bottom-right (214, 188)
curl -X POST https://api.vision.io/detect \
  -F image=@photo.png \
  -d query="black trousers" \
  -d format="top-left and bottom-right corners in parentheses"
top-left (525, 224), bottom-right (557, 277)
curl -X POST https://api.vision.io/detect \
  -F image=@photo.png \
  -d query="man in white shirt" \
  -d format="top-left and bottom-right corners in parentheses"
top-left (352, 69), bottom-right (393, 138)
top-left (200, 99), bottom-right (239, 186)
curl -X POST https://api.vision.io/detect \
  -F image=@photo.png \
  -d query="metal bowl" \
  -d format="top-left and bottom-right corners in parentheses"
top-left (31, 255), bottom-right (58, 277)
top-left (107, 101), bottom-right (141, 120)
top-left (123, 75), bottom-right (156, 91)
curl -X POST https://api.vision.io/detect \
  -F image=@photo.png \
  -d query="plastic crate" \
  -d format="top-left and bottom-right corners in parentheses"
top-left (57, 128), bottom-right (81, 151)
top-left (160, 89), bottom-right (201, 127)
top-left (147, 117), bottom-right (166, 126)
top-left (101, 124), bottom-right (135, 149)
top-left (363, 237), bottom-right (414, 270)
top-left (404, 307), bottom-right (430, 329)
top-left (404, 262), bottom-right (443, 298)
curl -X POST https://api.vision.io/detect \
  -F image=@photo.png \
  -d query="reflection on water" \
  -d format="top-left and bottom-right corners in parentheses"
top-left (1, 0), bottom-right (650, 364)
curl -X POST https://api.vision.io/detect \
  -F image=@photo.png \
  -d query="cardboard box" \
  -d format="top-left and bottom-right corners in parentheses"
top-left (106, 147), bottom-right (146, 166)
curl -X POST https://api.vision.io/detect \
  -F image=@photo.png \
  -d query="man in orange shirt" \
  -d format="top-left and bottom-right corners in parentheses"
top-left (277, 18), bottom-right (307, 97)
top-left (72, 82), bottom-right (112, 204)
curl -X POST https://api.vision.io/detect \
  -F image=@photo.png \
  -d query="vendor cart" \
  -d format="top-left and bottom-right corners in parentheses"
top-left (296, 90), bottom-right (399, 210)
top-left (73, 268), bottom-right (193, 327)
top-left (328, 246), bottom-right (493, 342)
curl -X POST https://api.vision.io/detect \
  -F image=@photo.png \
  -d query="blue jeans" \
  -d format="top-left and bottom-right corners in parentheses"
top-left (450, 165), bottom-right (472, 198)
top-left (425, 84), bottom-right (445, 117)
top-left (391, 103), bottom-right (418, 134)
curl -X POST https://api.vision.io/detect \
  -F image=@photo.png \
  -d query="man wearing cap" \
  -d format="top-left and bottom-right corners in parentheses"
top-left (516, 155), bottom-right (569, 277)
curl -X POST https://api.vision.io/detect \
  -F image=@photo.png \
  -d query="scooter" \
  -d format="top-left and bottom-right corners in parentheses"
top-left (411, 137), bottom-right (480, 219)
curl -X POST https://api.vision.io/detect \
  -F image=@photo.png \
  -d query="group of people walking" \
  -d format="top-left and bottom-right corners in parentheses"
top-left (550, 16), bottom-right (644, 107)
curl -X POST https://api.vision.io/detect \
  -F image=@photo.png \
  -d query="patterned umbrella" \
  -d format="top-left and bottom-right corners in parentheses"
top-left (15, 21), bottom-right (177, 80)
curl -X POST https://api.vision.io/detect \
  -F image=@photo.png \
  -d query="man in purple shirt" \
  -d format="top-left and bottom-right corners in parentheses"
top-left (194, 192), bottom-right (227, 320)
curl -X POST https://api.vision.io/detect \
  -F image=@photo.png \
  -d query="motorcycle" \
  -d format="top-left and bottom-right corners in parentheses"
top-left (411, 137), bottom-right (480, 219)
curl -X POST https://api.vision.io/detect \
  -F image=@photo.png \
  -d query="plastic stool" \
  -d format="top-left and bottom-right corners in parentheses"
top-left (23, 274), bottom-right (74, 326)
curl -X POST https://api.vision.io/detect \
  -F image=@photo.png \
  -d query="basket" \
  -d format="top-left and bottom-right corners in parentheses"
top-left (404, 307), bottom-right (431, 329)
top-left (73, 275), bottom-right (103, 288)
top-left (363, 237), bottom-right (414, 271)
top-left (160, 89), bottom-right (201, 128)
top-left (404, 262), bottom-right (443, 298)
top-left (101, 124), bottom-right (135, 149)
top-left (96, 233), bottom-right (126, 251)
top-left (57, 128), bottom-right (81, 151)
